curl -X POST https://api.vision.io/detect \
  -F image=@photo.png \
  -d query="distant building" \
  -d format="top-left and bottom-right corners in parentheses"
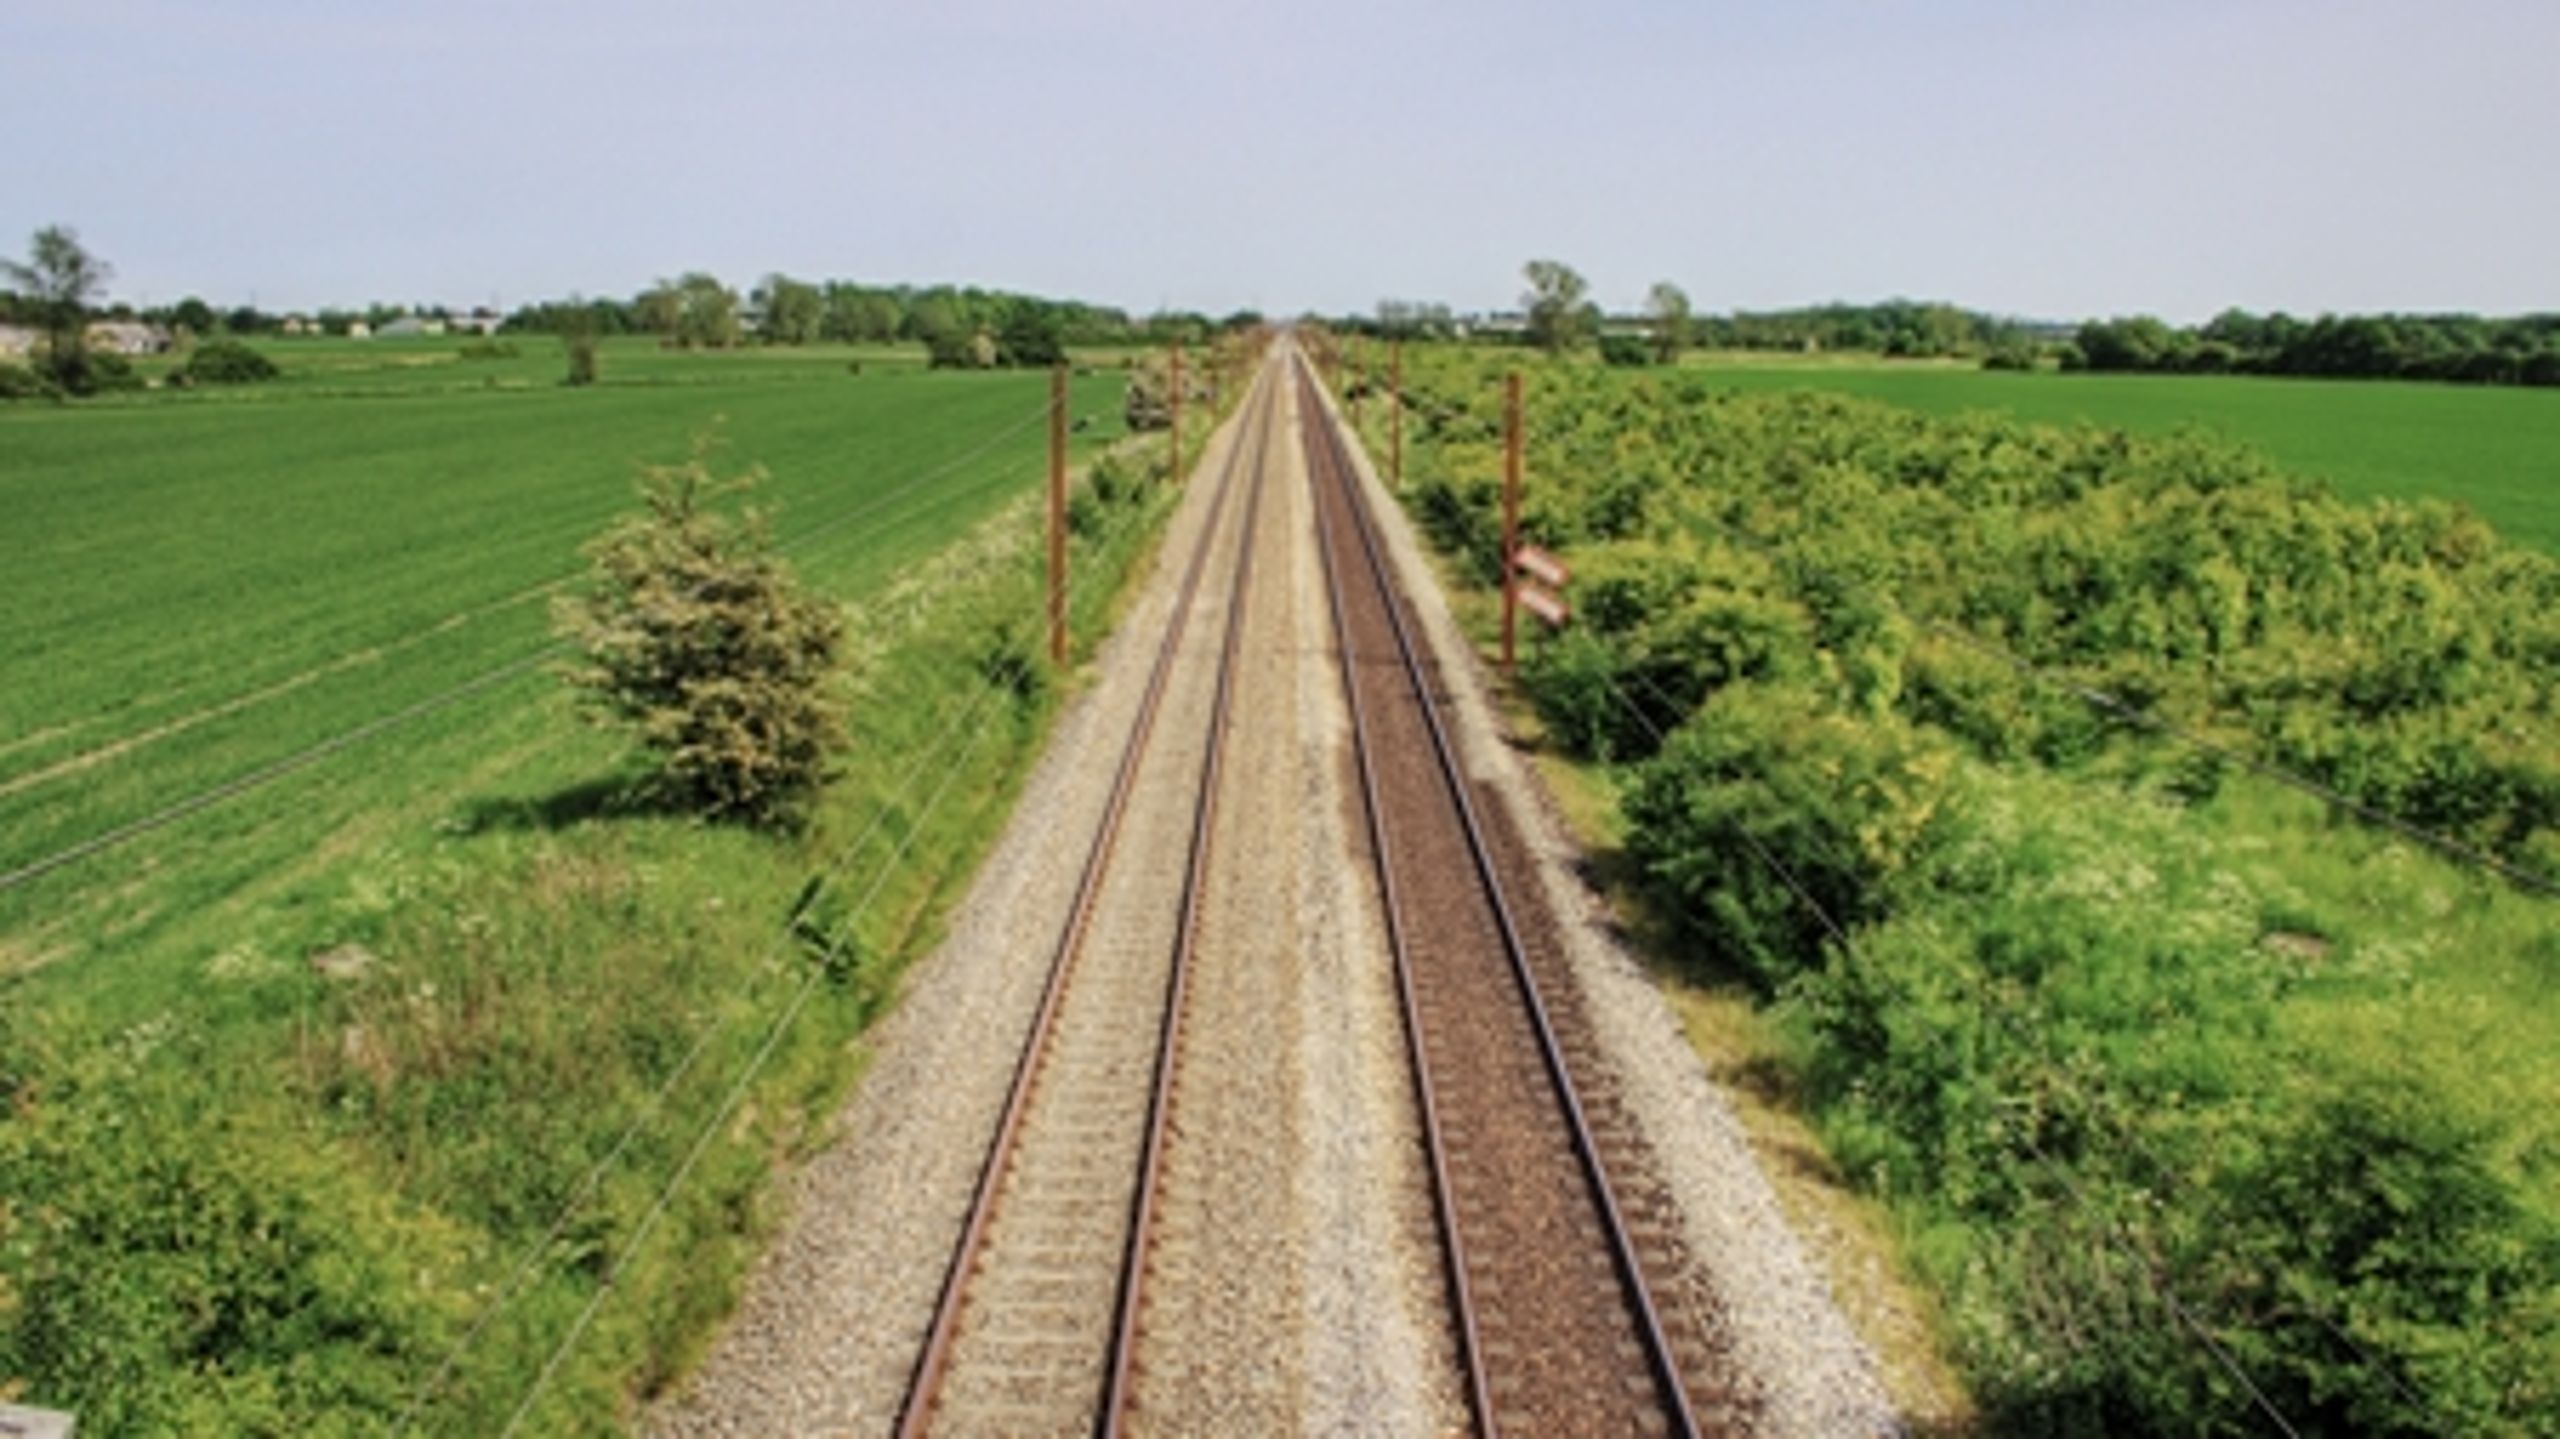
top-left (85, 320), bottom-right (171, 355)
top-left (0, 324), bottom-right (35, 359)
top-left (376, 316), bottom-right (447, 338)
top-left (450, 309), bottom-right (503, 336)
top-left (347, 319), bottom-right (372, 339)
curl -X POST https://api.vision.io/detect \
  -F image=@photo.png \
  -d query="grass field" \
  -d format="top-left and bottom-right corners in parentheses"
top-left (2, 341), bottom-right (1126, 964)
top-left (1681, 355), bottom-right (2560, 553)
top-left (0, 335), bottom-right (1185, 1430)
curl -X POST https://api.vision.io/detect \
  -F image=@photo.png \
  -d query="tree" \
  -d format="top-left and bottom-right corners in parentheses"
top-left (171, 296), bottom-right (216, 335)
top-left (635, 283), bottom-right (683, 340)
top-left (672, 273), bottom-right (741, 349)
top-left (1645, 281), bottom-right (1692, 364)
top-left (757, 273), bottom-right (823, 345)
top-left (1521, 259), bottom-right (1596, 353)
top-left (3, 226), bottom-right (111, 392)
top-left (553, 439), bottom-right (846, 826)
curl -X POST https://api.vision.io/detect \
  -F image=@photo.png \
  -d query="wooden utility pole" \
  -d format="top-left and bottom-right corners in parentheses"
top-left (1501, 370), bottom-right (1522, 675)
top-left (1389, 338), bottom-right (1404, 489)
top-left (1049, 362), bottom-right (1069, 666)
top-left (1169, 342), bottom-right (1185, 483)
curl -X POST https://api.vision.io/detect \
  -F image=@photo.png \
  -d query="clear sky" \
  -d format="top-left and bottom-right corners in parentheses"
top-left (4, 0), bottom-right (2552, 322)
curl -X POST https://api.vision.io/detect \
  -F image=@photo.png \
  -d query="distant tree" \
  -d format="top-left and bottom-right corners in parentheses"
top-left (223, 306), bottom-right (272, 335)
top-left (1521, 259), bottom-right (1596, 353)
top-left (561, 300), bottom-right (601, 386)
top-left (670, 273), bottom-right (741, 349)
top-left (170, 296), bottom-right (216, 335)
top-left (3, 225), bottom-right (111, 392)
top-left (1646, 281), bottom-right (1693, 364)
top-left (183, 339), bottom-right (280, 385)
top-left (758, 274), bottom-right (824, 345)
top-left (553, 438), bottom-right (846, 826)
top-left (635, 283), bottom-right (683, 339)
top-left (997, 304), bottom-right (1065, 367)
top-left (850, 291), bottom-right (903, 343)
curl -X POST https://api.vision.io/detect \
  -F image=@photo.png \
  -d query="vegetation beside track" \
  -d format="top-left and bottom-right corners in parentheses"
top-left (1674, 356), bottom-right (2560, 554)
top-left (1353, 347), bottom-right (2560, 1436)
top-left (0, 348), bottom-right (1224, 1431)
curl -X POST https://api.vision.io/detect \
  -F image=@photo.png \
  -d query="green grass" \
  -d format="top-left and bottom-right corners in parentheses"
top-left (2, 351), bottom-right (1124, 961)
top-left (1681, 355), bottom-right (2560, 553)
top-left (0, 338), bottom-right (1196, 1431)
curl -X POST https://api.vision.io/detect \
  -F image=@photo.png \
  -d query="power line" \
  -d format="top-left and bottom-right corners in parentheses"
top-left (1561, 654), bottom-right (2309, 1433)
top-left (0, 395), bottom-right (1081, 896)
top-left (399, 433), bottom-right (1187, 1425)
top-left (1679, 504), bottom-right (2557, 897)
top-left (486, 391), bottom-right (1236, 1432)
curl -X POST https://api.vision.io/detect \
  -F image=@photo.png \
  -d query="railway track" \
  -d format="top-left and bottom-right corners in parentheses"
top-left (1297, 354), bottom-right (1725, 1436)
top-left (896, 341), bottom-right (1732, 1435)
top-left (895, 356), bottom-right (1280, 1437)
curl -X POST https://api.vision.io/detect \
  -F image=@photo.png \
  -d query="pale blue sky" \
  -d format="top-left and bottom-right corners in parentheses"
top-left (3, 0), bottom-right (2552, 321)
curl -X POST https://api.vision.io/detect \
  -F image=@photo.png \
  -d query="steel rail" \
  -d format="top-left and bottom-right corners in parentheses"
top-left (895, 360), bottom-right (1276, 1438)
top-left (1098, 344), bottom-right (1277, 1434)
top-left (1295, 355), bottom-right (1701, 1437)
top-left (1298, 358), bottom-right (1499, 1435)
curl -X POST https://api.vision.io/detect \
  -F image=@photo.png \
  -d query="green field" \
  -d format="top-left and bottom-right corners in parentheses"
top-left (1682, 355), bottom-right (2560, 553)
top-left (3, 340), bottom-right (1126, 962)
top-left (0, 336), bottom-right (1185, 1430)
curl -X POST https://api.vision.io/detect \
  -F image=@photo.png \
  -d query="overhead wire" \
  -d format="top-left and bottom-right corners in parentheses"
top-left (0, 393), bottom-right (1074, 896)
top-left (487, 379), bottom-right (1252, 1433)
top-left (1335, 386), bottom-right (2316, 1434)
top-left (401, 392), bottom-right (1211, 1428)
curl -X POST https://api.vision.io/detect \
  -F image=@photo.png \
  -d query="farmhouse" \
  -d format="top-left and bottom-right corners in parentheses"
top-left (0, 324), bottom-right (35, 358)
top-left (84, 320), bottom-right (171, 354)
top-left (376, 316), bottom-right (447, 338)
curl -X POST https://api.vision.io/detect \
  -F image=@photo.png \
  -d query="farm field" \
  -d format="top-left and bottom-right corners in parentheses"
top-left (2, 348), bottom-right (1128, 974)
top-left (0, 341), bottom-right (1186, 1429)
top-left (1683, 354), bottom-right (2560, 552)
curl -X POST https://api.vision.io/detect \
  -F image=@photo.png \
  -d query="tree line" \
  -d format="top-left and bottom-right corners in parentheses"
top-left (0, 224), bottom-right (1254, 385)
top-left (2071, 309), bottom-right (2560, 386)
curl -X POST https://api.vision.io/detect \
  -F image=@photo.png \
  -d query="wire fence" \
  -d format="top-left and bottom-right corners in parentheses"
top-left (403, 383), bottom-right (1225, 1430)
top-left (0, 396), bottom-right (1074, 897)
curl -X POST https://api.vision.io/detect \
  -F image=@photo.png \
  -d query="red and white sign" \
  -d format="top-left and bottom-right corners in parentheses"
top-left (1512, 544), bottom-right (1571, 589)
top-left (1518, 580), bottom-right (1570, 629)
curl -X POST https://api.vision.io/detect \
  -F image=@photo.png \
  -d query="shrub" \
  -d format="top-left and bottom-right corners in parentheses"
top-left (553, 440), bottom-right (846, 827)
top-left (1625, 682), bottom-right (1963, 986)
top-left (0, 360), bottom-right (60, 401)
top-left (1598, 332), bottom-right (1653, 367)
top-left (183, 338), bottom-right (280, 385)
top-left (564, 333), bottom-right (599, 386)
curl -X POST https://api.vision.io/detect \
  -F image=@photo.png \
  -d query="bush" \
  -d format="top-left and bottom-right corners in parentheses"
top-left (1598, 332), bottom-right (1652, 367)
top-left (0, 359), bottom-right (60, 401)
top-left (553, 440), bottom-right (846, 826)
top-left (1624, 682), bottom-right (1963, 986)
top-left (183, 338), bottom-right (280, 385)
top-left (564, 333), bottom-right (599, 387)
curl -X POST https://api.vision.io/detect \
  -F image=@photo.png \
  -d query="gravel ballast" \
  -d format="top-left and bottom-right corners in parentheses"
top-left (1303, 373), bottom-right (1904, 1438)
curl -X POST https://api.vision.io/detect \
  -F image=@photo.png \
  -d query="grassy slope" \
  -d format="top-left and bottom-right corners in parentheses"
top-left (0, 340), bottom-right (1184, 1431)
top-left (1681, 355), bottom-right (2560, 553)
